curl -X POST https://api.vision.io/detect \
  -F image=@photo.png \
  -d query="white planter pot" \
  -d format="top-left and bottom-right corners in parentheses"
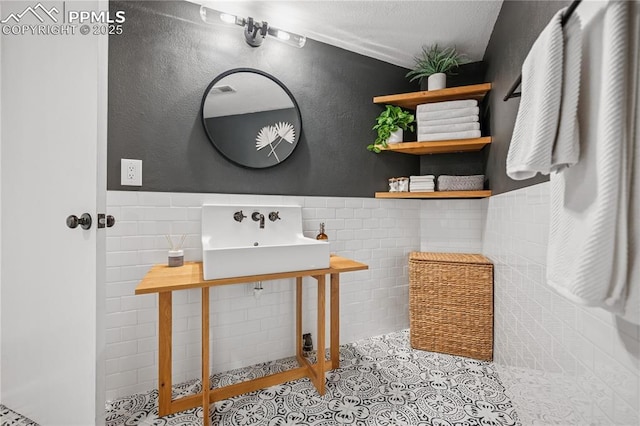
top-left (387, 128), bottom-right (403, 144)
top-left (428, 73), bottom-right (446, 90)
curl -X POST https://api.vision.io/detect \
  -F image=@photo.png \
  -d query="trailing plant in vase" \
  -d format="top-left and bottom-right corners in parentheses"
top-left (367, 105), bottom-right (414, 153)
top-left (405, 44), bottom-right (466, 89)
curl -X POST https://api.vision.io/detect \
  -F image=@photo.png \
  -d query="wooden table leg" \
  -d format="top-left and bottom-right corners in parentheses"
top-left (158, 292), bottom-right (172, 417)
top-left (296, 277), bottom-right (303, 364)
top-left (316, 275), bottom-right (326, 395)
top-left (201, 287), bottom-right (210, 426)
top-left (330, 273), bottom-right (340, 370)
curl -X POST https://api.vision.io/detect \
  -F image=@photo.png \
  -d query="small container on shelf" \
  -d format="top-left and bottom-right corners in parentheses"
top-left (388, 178), bottom-right (399, 192)
top-left (397, 177), bottom-right (409, 192)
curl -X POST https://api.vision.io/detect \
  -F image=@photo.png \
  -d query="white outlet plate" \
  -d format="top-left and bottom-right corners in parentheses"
top-left (121, 159), bottom-right (142, 186)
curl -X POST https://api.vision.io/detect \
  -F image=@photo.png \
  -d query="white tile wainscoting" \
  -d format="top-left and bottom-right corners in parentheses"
top-left (483, 182), bottom-right (640, 425)
top-left (105, 185), bottom-right (639, 426)
top-left (104, 191), bottom-right (484, 400)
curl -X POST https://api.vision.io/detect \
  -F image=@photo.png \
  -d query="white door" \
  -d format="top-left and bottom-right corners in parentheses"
top-left (0, 1), bottom-right (107, 424)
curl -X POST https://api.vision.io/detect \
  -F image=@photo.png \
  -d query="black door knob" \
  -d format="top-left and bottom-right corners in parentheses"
top-left (106, 215), bottom-right (115, 228)
top-left (66, 213), bottom-right (92, 230)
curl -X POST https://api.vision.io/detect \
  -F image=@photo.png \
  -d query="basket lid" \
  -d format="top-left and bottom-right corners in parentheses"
top-left (410, 251), bottom-right (492, 265)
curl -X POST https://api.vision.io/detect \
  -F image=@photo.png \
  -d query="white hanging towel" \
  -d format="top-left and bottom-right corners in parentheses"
top-left (506, 7), bottom-right (582, 180)
top-left (553, 5), bottom-right (583, 170)
top-left (547, 1), bottom-right (635, 317)
top-left (622, 0), bottom-right (639, 325)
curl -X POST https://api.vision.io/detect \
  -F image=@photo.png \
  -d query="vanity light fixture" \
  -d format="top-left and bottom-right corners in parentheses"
top-left (200, 6), bottom-right (306, 48)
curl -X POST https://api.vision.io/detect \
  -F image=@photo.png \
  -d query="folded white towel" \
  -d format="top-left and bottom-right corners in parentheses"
top-left (416, 99), bottom-right (478, 113)
top-left (416, 115), bottom-right (479, 125)
top-left (418, 122), bottom-right (480, 134)
top-left (410, 186), bottom-right (435, 190)
top-left (506, 8), bottom-right (566, 180)
top-left (410, 188), bottom-right (435, 192)
top-left (416, 107), bottom-right (479, 121)
top-left (410, 175), bottom-right (435, 179)
top-left (547, 1), bottom-right (633, 317)
top-left (410, 180), bottom-right (434, 184)
top-left (417, 130), bottom-right (481, 142)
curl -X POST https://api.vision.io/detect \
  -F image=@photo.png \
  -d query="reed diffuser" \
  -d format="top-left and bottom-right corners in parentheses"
top-left (165, 234), bottom-right (186, 267)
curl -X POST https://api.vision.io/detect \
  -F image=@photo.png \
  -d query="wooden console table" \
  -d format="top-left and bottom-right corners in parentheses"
top-left (135, 256), bottom-right (368, 425)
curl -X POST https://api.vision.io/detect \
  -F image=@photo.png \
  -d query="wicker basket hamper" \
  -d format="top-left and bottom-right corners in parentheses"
top-left (409, 252), bottom-right (494, 360)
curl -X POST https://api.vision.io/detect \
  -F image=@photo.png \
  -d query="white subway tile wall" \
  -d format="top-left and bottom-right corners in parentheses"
top-left (420, 199), bottom-right (484, 253)
top-left (483, 182), bottom-right (640, 425)
top-left (107, 191), bottom-right (476, 400)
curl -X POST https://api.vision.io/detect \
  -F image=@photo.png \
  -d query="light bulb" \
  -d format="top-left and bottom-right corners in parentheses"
top-left (219, 13), bottom-right (236, 24)
top-left (200, 6), bottom-right (244, 27)
top-left (268, 26), bottom-right (306, 48)
top-left (276, 30), bottom-right (290, 41)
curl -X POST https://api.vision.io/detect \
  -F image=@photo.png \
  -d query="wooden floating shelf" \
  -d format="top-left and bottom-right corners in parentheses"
top-left (375, 190), bottom-right (492, 199)
top-left (381, 137), bottom-right (492, 155)
top-left (373, 83), bottom-right (492, 110)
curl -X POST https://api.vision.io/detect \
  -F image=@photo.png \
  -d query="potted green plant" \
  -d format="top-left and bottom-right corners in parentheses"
top-left (406, 44), bottom-right (466, 91)
top-left (367, 105), bottom-right (414, 153)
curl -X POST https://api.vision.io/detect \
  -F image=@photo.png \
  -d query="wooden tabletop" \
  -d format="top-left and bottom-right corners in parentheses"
top-left (135, 255), bottom-right (368, 294)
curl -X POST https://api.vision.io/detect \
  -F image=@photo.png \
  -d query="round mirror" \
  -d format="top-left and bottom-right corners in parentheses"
top-left (201, 68), bottom-right (302, 168)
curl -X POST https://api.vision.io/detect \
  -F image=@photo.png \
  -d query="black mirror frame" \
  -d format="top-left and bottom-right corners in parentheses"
top-left (201, 68), bottom-right (303, 169)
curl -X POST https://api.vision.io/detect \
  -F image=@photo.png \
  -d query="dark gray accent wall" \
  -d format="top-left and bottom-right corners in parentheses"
top-left (108, 1), bottom-right (418, 197)
top-left (483, 0), bottom-right (571, 195)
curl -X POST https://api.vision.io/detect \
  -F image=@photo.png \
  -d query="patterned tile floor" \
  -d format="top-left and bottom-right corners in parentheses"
top-left (3, 330), bottom-right (521, 426)
top-left (0, 405), bottom-right (38, 426)
top-left (497, 365), bottom-right (591, 426)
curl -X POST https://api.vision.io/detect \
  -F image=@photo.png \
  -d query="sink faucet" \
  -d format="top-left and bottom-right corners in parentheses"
top-left (251, 211), bottom-right (265, 229)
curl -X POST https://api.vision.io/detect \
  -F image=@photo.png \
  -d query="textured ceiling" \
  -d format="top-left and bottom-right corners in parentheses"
top-left (190, 0), bottom-right (503, 68)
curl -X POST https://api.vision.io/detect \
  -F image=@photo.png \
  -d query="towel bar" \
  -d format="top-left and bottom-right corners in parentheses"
top-left (503, 0), bottom-right (582, 101)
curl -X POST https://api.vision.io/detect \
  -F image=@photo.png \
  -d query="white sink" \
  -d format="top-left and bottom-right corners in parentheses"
top-left (201, 204), bottom-right (330, 280)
